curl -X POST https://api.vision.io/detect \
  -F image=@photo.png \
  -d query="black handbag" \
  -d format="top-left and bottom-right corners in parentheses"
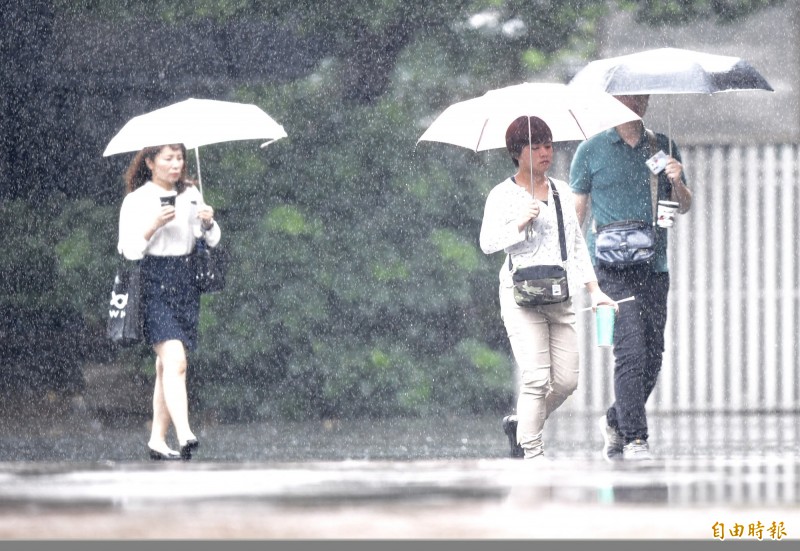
top-left (106, 257), bottom-right (143, 346)
top-left (595, 220), bottom-right (656, 269)
top-left (192, 237), bottom-right (229, 293)
top-left (510, 178), bottom-right (570, 307)
top-left (593, 129), bottom-right (660, 270)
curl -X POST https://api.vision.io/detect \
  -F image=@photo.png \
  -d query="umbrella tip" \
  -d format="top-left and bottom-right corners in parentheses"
top-left (260, 140), bottom-right (276, 149)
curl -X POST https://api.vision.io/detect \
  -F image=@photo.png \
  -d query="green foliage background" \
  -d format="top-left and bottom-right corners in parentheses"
top-left (1, 0), bottom-right (784, 419)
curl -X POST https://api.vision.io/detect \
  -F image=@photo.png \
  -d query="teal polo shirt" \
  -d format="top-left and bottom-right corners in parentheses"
top-left (569, 127), bottom-right (686, 273)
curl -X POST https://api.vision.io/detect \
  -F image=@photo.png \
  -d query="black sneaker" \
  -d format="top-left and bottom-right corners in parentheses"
top-left (502, 415), bottom-right (524, 458)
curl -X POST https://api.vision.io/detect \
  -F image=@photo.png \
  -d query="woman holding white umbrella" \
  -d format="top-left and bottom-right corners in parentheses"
top-left (419, 83), bottom-right (636, 458)
top-left (479, 116), bottom-right (616, 460)
top-left (118, 143), bottom-right (220, 460)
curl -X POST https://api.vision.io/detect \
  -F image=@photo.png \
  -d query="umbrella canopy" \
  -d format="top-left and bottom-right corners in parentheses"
top-left (103, 98), bottom-right (287, 193)
top-left (417, 82), bottom-right (640, 152)
top-left (568, 47), bottom-right (773, 95)
top-left (103, 98), bottom-right (288, 156)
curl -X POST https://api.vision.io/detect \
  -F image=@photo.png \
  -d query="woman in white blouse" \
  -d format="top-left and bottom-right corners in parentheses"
top-left (480, 116), bottom-right (615, 460)
top-left (118, 143), bottom-right (220, 461)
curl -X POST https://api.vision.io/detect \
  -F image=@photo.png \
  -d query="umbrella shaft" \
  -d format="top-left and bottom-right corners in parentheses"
top-left (195, 147), bottom-right (203, 196)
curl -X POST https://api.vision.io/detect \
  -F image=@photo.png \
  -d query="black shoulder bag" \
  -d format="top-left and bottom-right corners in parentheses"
top-left (192, 230), bottom-right (229, 293)
top-left (594, 129), bottom-right (660, 270)
top-left (510, 178), bottom-right (570, 307)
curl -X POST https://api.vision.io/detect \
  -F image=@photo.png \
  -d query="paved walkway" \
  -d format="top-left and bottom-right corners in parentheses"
top-left (0, 412), bottom-right (797, 540)
top-left (0, 454), bottom-right (798, 539)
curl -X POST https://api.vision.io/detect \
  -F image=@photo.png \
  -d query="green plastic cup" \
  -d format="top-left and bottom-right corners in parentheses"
top-left (595, 305), bottom-right (616, 347)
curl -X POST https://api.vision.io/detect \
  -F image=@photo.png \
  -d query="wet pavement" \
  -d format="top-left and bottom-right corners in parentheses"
top-left (0, 412), bottom-right (798, 539)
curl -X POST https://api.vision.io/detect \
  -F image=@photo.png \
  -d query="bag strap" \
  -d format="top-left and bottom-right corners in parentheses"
top-left (549, 177), bottom-right (568, 263)
top-left (645, 129), bottom-right (660, 226)
top-left (116, 253), bottom-right (136, 269)
top-left (508, 177), bottom-right (567, 271)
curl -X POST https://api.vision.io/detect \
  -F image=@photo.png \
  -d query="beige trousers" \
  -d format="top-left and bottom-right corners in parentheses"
top-left (499, 285), bottom-right (579, 459)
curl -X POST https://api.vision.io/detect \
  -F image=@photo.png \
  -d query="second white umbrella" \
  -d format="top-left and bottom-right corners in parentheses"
top-left (417, 82), bottom-right (640, 152)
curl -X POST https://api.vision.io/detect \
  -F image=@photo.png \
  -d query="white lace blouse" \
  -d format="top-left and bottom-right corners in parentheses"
top-left (479, 177), bottom-right (596, 288)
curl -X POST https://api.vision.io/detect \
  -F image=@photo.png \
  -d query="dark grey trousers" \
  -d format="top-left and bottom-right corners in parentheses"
top-left (597, 266), bottom-right (670, 443)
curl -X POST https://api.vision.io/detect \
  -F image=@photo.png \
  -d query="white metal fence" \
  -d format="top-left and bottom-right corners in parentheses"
top-left (563, 143), bottom-right (800, 415)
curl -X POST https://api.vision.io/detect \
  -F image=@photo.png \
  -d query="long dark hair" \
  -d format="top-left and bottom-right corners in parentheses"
top-left (123, 144), bottom-right (191, 195)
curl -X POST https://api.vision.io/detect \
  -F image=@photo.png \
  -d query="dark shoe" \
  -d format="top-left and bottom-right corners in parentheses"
top-left (598, 415), bottom-right (624, 462)
top-left (502, 415), bottom-right (524, 459)
top-left (148, 447), bottom-right (181, 461)
top-left (179, 439), bottom-right (199, 460)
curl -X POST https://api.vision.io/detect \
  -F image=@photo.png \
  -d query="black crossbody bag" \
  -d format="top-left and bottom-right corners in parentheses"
top-left (509, 178), bottom-right (569, 307)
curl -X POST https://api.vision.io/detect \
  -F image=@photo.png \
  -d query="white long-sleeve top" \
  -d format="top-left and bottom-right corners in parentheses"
top-left (479, 177), bottom-right (596, 288)
top-left (118, 181), bottom-right (221, 261)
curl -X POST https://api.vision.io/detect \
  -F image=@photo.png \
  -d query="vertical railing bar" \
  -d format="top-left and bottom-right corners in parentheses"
top-left (763, 145), bottom-right (778, 410)
top-left (692, 147), bottom-right (709, 412)
top-left (710, 146), bottom-right (727, 411)
top-left (745, 145), bottom-right (762, 409)
top-left (780, 144), bottom-right (797, 410)
top-left (728, 146), bottom-right (745, 412)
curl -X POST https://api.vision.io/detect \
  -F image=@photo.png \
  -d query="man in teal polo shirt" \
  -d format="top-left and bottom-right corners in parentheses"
top-left (569, 95), bottom-right (692, 461)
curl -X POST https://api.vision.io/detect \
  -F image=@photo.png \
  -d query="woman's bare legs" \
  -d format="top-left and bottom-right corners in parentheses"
top-left (152, 339), bottom-right (196, 446)
top-left (147, 355), bottom-right (177, 454)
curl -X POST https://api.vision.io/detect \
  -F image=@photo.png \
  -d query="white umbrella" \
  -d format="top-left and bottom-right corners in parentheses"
top-left (103, 98), bottom-right (288, 192)
top-left (417, 82), bottom-right (640, 152)
top-left (418, 82), bottom-right (640, 196)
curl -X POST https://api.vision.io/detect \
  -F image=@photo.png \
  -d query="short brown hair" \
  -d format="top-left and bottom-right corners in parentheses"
top-left (505, 116), bottom-right (552, 167)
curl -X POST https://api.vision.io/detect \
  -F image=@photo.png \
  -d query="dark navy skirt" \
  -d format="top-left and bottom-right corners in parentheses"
top-left (141, 255), bottom-right (200, 351)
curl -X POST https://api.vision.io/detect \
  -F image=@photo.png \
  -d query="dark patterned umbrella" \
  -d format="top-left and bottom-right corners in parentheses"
top-left (569, 48), bottom-right (773, 95)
